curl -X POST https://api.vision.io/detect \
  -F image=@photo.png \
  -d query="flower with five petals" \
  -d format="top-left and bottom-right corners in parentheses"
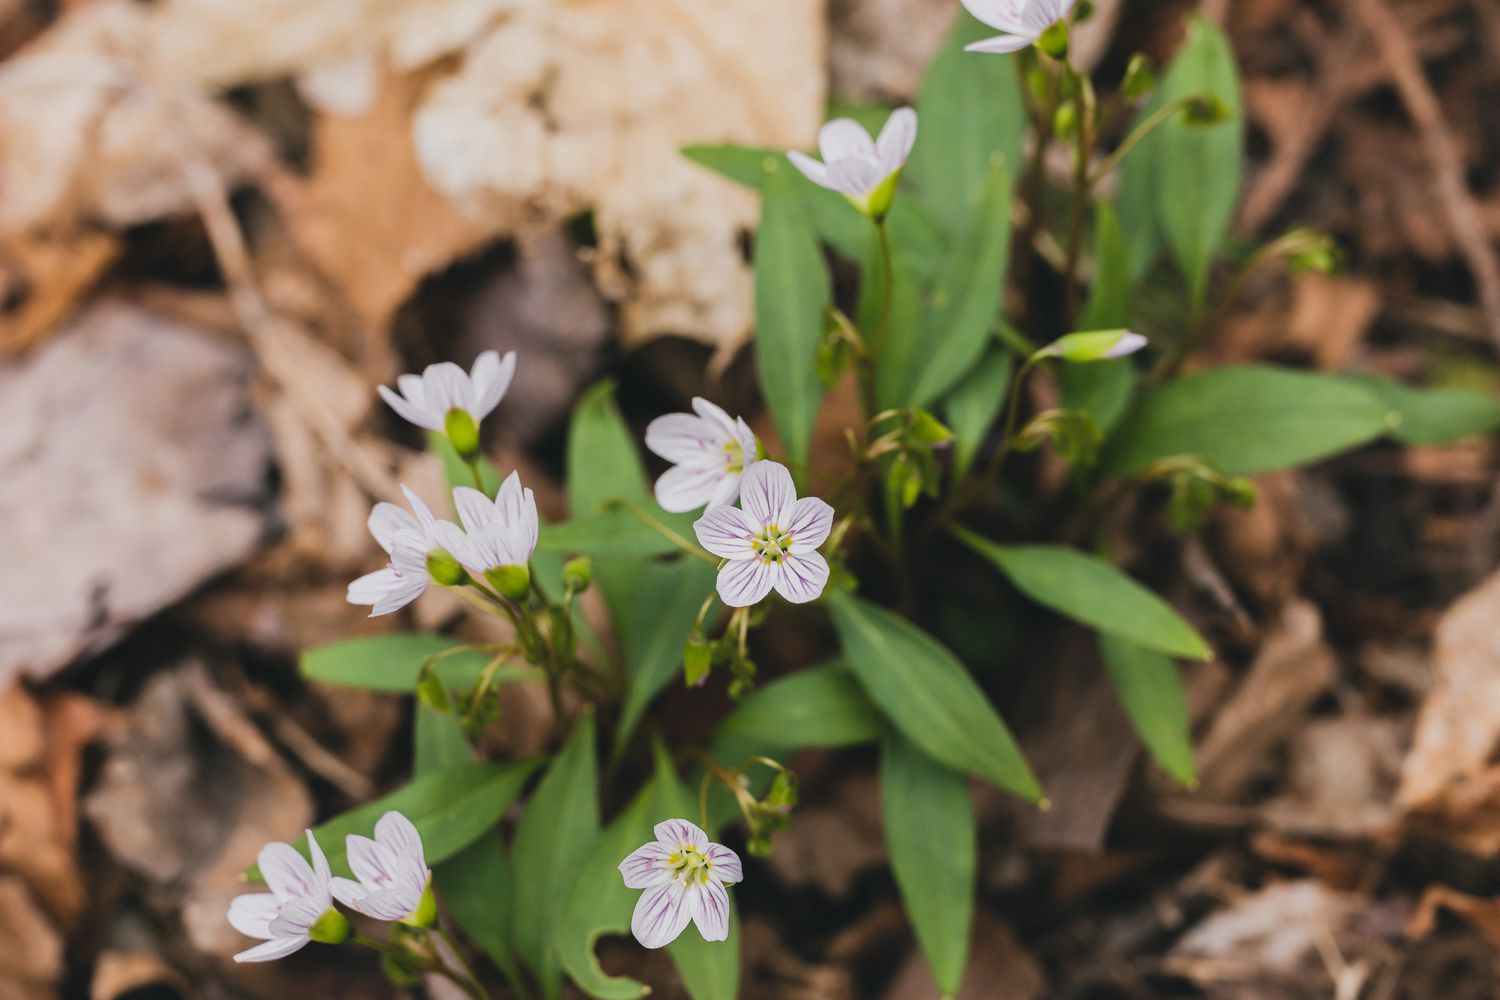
top-left (645, 398), bottom-right (760, 514)
top-left (228, 831), bottom-right (346, 963)
top-left (693, 461), bottom-right (834, 608)
top-left (619, 819), bottom-right (743, 949)
top-left (330, 811), bottom-right (434, 925)
top-left (787, 108), bottom-right (917, 219)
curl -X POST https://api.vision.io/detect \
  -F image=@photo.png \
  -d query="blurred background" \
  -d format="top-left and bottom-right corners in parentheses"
top-left (3, 0), bottom-right (1500, 997)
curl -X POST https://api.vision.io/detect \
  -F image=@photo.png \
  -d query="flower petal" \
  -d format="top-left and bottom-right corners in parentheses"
top-left (705, 469), bottom-right (744, 509)
top-left (452, 486), bottom-right (496, 532)
top-left (619, 840), bottom-right (674, 889)
top-left (691, 877), bottom-right (731, 943)
top-left (1104, 331), bottom-right (1148, 358)
top-left (875, 107), bottom-right (918, 175)
top-left (630, 880), bottom-right (693, 949)
top-left (375, 811), bottom-right (425, 871)
top-left (420, 361), bottom-right (471, 414)
top-left (364, 572), bottom-right (427, 616)
top-left (959, 0), bottom-right (1028, 33)
top-left (774, 551), bottom-right (830, 604)
top-left (368, 501), bottom-right (419, 552)
top-left (400, 485), bottom-right (438, 530)
top-left (269, 895), bottom-right (324, 938)
top-left (818, 117), bottom-right (876, 165)
top-left (468, 349), bottom-right (516, 419)
top-left (717, 558), bottom-right (775, 608)
top-left (234, 935), bottom-right (308, 963)
top-left (782, 496), bottom-right (834, 552)
top-left (330, 875), bottom-right (368, 910)
top-left (496, 473), bottom-right (539, 559)
top-left (786, 150), bottom-right (833, 189)
top-left (646, 412), bottom-right (718, 466)
top-left (739, 461), bottom-right (797, 526)
top-left (347, 834), bottom-right (401, 890)
top-left (227, 893), bottom-right (281, 940)
top-left (378, 384), bottom-right (441, 430)
top-left (694, 505), bottom-right (759, 559)
top-left (826, 157), bottom-right (882, 196)
top-left (348, 885), bottom-right (422, 921)
top-left (654, 818), bottom-right (710, 850)
top-left (690, 397), bottom-right (739, 440)
top-left (258, 842), bottom-right (317, 903)
top-left (658, 464), bottom-right (725, 514)
top-left (306, 830), bottom-right (332, 896)
top-left (705, 843), bottom-right (743, 884)
top-left (964, 32), bottom-right (1036, 53)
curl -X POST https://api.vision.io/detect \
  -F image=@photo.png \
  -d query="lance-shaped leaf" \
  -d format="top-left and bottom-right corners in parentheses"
top-left (1101, 635), bottom-right (1197, 787)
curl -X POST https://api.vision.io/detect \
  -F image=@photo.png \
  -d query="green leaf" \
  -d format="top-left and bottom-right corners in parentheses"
top-left (827, 591), bottom-right (1042, 801)
top-left (904, 165), bottom-right (1013, 407)
top-left (1065, 203), bottom-right (1139, 437)
top-left (953, 530), bottom-right (1211, 661)
top-left (653, 747), bottom-right (741, 1000)
top-left (539, 508), bottom-right (697, 558)
top-left (944, 345), bottom-right (1013, 481)
top-left (1101, 635), bottom-right (1197, 787)
top-left (1155, 17), bottom-right (1244, 308)
top-left (864, 232), bottom-right (927, 409)
top-left (248, 761), bottom-right (539, 880)
top-left (904, 11), bottom-right (1025, 240)
top-left (614, 557), bottom-right (719, 754)
top-left (881, 730), bottom-right (976, 997)
top-left (1117, 88), bottom-right (1165, 286)
top-left (414, 702), bottom-right (473, 776)
top-left (754, 164), bottom-right (832, 468)
top-left (712, 664), bottom-right (880, 754)
top-left (300, 634), bottom-right (492, 693)
top-left (1103, 364), bottom-right (1396, 477)
top-left (513, 717), bottom-right (601, 999)
top-left (555, 782), bottom-right (658, 1000)
top-left (1336, 373), bottom-right (1500, 445)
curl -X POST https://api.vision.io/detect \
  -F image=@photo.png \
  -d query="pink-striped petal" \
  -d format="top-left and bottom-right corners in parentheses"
top-left (468, 350), bottom-right (516, 419)
top-left (774, 552), bottom-right (830, 604)
top-left (691, 878), bottom-right (731, 942)
top-left (258, 842), bottom-right (317, 904)
top-left (233, 935), bottom-right (308, 963)
top-left (368, 501), bottom-right (420, 552)
top-left (705, 843), bottom-right (743, 884)
top-left (452, 485), bottom-right (496, 532)
top-left (739, 461), bottom-right (796, 526)
top-left (375, 811), bottom-right (425, 871)
top-left (645, 412), bottom-right (719, 465)
top-left (716, 557), bottom-right (775, 608)
top-left (818, 118), bottom-right (876, 165)
top-left (630, 880), bottom-right (693, 949)
top-left (227, 893), bottom-right (280, 940)
top-left (781, 496), bottom-right (834, 552)
top-left (619, 840), bottom-right (673, 889)
top-left (694, 505), bottom-right (759, 559)
top-left (654, 818), bottom-right (710, 850)
top-left (826, 157), bottom-right (883, 196)
top-left (378, 383), bottom-right (441, 430)
top-left (657, 464), bottom-right (726, 513)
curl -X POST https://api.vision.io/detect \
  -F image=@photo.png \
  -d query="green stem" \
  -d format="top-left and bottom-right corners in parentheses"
top-left (433, 926), bottom-right (493, 1000)
top-left (1087, 95), bottom-right (1199, 187)
top-left (983, 353), bottom-right (1045, 482)
top-left (1061, 67), bottom-right (1096, 328)
top-left (466, 460), bottom-right (486, 493)
top-left (607, 498), bottom-right (717, 566)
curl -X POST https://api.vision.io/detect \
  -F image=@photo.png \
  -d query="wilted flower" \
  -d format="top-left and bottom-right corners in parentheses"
top-left (228, 831), bottom-right (346, 962)
top-left (787, 108), bottom-right (917, 219)
top-left (378, 351), bottom-right (517, 457)
top-left (431, 472), bottom-right (539, 599)
top-left (347, 486), bottom-right (444, 616)
top-left (619, 818), bottom-right (743, 949)
top-left (645, 398), bottom-right (760, 513)
top-left (330, 811), bottom-right (433, 925)
top-left (694, 461), bottom-right (833, 608)
top-left (960, 0), bottom-right (1076, 54)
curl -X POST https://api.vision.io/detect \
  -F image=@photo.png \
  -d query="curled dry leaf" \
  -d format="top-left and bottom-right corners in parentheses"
top-left (1170, 880), bottom-right (1359, 978)
top-left (1260, 709), bottom-right (1405, 839)
top-left (0, 875), bottom-right (64, 1000)
top-left (0, 301), bottom-right (273, 687)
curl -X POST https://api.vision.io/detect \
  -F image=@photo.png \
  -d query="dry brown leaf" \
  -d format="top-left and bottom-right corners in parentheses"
top-left (0, 1), bottom-right (271, 235)
top-left (762, 772), bottom-right (885, 896)
top-left (0, 301), bottom-right (272, 687)
top-left (1196, 600), bottom-right (1338, 801)
top-left (0, 229), bottom-right (119, 355)
top-left (884, 914), bottom-right (1047, 1000)
top-left (1408, 886), bottom-right (1500, 951)
top-left (90, 951), bottom-right (189, 1000)
top-left (0, 875), bottom-right (64, 999)
top-left (1285, 273), bottom-right (1381, 370)
top-left (1260, 709), bottom-right (1405, 838)
top-left (411, 0), bottom-right (826, 351)
top-left (1170, 880), bottom-right (1358, 979)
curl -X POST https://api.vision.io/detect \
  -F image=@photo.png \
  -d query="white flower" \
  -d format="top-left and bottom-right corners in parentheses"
top-left (378, 350), bottom-right (517, 432)
top-left (228, 831), bottom-right (338, 963)
top-left (347, 485), bottom-right (441, 616)
top-left (693, 461), bottom-right (834, 608)
top-left (960, 0), bottom-right (1077, 53)
top-left (330, 811), bottom-right (431, 923)
top-left (645, 398), bottom-right (760, 513)
top-left (431, 471), bottom-right (540, 575)
top-left (619, 818), bottom-right (743, 949)
top-left (787, 108), bottom-right (917, 217)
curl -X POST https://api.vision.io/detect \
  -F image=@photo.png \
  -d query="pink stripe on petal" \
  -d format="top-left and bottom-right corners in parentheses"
top-left (783, 497), bottom-right (834, 552)
top-left (452, 486), bottom-right (496, 532)
top-left (654, 818), bottom-right (709, 850)
top-left (630, 880), bottom-right (693, 949)
top-left (658, 464), bottom-right (725, 514)
top-left (258, 843), bottom-right (316, 903)
top-left (773, 552), bottom-right (830, 604)
top-left (645, 413), bottom-right (719, 465)
top-left (346, 835), bottom-right (400, 889)
top-left (705, 843), bottom-right (743, 884)
top-left (717, 558), bottom-right (775, 608)
top-left (375, 811), bottom-right (425, 870)
top-left (691, 878), bottom-right (731, 942)
top-left (694, 505), bottom-right (759, 559)
top-left (827, 157), bottom-right (882, 197)
top-left (740, 461), bottom-right (796, 525)
top-left (619, 841), bottom-right (673, 889)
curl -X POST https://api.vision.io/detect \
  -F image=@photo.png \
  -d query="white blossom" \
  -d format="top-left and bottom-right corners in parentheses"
top-left (347, 485), bottom-right (441, 616)
top-left (645, 398), bottom-right (759, 513)
top-left (619, 818), bottom-right (743, 949)
top-left (330, 811), bottom-right (431, 923)
top-left (227, 831), bottom-right (337, 963)
top-left (378, 350), bottom-right (517, 432)
top-left (787, 108), bottom-right (917, 217)
top-left (960, 0), bottom-right (1077, 54)
top-left (693, 461), bottom-right (834, 608)
top-left (431, 471), bottom-right (539, 575)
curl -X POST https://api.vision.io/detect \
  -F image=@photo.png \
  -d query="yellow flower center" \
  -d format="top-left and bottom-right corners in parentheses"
top-left (667, 844), bottom-right (715, 886)
top-left (750, 524), bottom-right (795, 565)
top-left (722, 440), bottom-right (746, 475)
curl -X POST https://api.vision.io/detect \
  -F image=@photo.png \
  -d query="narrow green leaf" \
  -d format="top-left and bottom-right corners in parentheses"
top-left (539, 508), bottom-right (697, 558)
top-left (1064, 202), bottom-right (1139, 437)
top-left (904, 165), bottom-right (1012, 407)
top-left (1117, 86), bottom-right (1165, 286)
top-left (614, 557), bottom-right (719, 753)
top-left (1103, 364), bottom-right (1395, 477)
top-left (754, 164), bottom-right (832, 468)
top-left (414, 703), bottom-right (473, 776)
top-left (944, 345), bottom-right (1013, 481)
top-left (827, 591), bottom-right (1042, 801)
top-left (300, 634), bottom-right (491, 693)
top-left (247, 761), bottom-right (539, 880)
top-left (513, 717), bottom-right (601, 999)
top-left (1101, 635), bottom-right (1197, 787)
top-left (712, 664), bottom-right (880, 754)
top-left (953, 530), bottom-right (1211, 661)
top-left (1336, 373), bottom-right (1500, 445)
top-left (1156, 17), bottom-right (1244, 308)
top-left (881, 730), bottom-right (976, 997)
top-left (904, 12), bottom-right (1025, 240)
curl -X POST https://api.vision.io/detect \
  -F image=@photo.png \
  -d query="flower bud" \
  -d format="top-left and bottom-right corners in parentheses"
top-left (906, 409), bottom-right (954, 447)
top-left (425, 548), bottom-right (467, 587)
top-left (1183, 94), bottom-right (1232, 126)
top-left (1053, 101), bottom-right (1079, 140)
top-left (1037, 19), bottom-right (1069, 60)
top-left (562, 556), bottom-right (592, 594)
top-left (307, 907), bottom-right (351, 946)
top-left (1122, 53), bottom-right (1155, 102)
top-left (485, 564), bottom-right (531, 602)
top-left (416, 670), bottom-right (452, 713)
top-left (684, 634), bottom-right (713, 688)
top-left (402, 879), bottom-right (438, 929)
top-left (443, 407), bottom-right (482, 463)
top-left (852, 169), bottom-right (902, 221)
top-left (1040, 329), bottom-right (1147, 363)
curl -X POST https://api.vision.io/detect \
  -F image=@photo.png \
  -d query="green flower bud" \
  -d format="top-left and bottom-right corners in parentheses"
top-left (485, 564), bottom-right (531, 602)
top-left (443, 407), bottom-right (482, 463)
top-left (1040, 329), bottom-right (1148, 363)
top-left (425, 548), bottom-right (467, 587)
top-left (848, 168), bottom-right (903, 221)
top-left (1122, 53), bottom-right (1156, 102)
top-left (1053, 100), bottom-right (1079, 140)
top-left (562, 556), bottom-right (592, 594)
top-left (308, 907), bottom-right (351, 946)
top-left (415, 670), bottom-right (452, 713)
top-left (1183, 94), bottom-right (1232, 126)
top-left (1037, 19), bottom-right (1069, 60)
top-left (906, 409), bottom-right (954, 447)
top-left (684, 633), bottom-right (713, 688)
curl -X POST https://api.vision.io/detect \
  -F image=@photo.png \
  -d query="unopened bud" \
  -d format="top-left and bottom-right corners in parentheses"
top-left (562, 556), bottom-right (592, 594)
top-left (1183, 94), bottom-right (1232, 126)
top-left (426, 548), bottom-right (467, 587)
top-left (1122, 53), bottom-right (1155, 102)
top-left (485, 564), bottom-right (531, 602)
top-left (1037, 19), bottom-right (1069, 60)
top-left (684, 634), bottom-right (712, 688)
top-left (1040, 329), bottom-right (1147, 363)
top-left (416, 670), bottom-right (451, 713)
top-left (443, 408), bottom-right (482, 463)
